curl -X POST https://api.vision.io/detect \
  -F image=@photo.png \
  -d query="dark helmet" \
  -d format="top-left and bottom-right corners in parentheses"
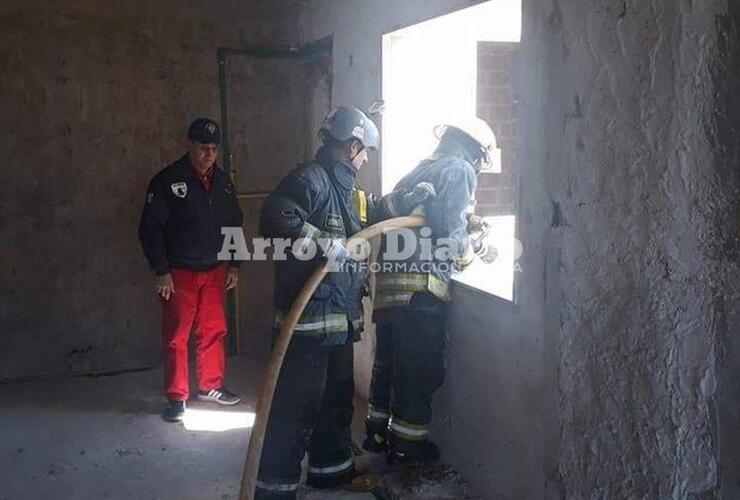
top-left (319, 106), bottom-right (380, 149)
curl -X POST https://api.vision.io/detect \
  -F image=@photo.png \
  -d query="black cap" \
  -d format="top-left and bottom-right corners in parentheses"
top-left (187, 118), bottom-right (221, 145)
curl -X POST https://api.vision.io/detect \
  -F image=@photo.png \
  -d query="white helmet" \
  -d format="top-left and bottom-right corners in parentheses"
top-left (434, 117), bottom-right (500, 173)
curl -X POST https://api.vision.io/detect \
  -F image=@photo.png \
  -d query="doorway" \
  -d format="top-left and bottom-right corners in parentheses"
top-left (218, 39), bottom-right (333, 358)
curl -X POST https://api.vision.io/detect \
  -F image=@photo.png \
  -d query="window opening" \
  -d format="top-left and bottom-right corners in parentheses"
top-left (381, 0), bottom-right (522, 301)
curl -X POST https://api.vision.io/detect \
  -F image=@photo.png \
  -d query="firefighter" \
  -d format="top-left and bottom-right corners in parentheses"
top-left (138, 118), bottom-right (244, 422)
top-left (363, 117), bottom-right (497, 463)
top-left (256, 106), bottom-right (439, 499)
top-left (255, 106), bottom-right (381, 499)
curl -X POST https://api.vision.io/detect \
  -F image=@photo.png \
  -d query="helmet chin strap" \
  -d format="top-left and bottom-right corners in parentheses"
top-left (348, 143), bottom-right (367, 169)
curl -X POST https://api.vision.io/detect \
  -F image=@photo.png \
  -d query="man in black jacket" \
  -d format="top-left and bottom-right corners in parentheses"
top-left (255, 106), bottom-right (379, 499)
top-left (257, 107), bottom-right (436, 499)
top-left (139, 118), bottom-right (243, 422)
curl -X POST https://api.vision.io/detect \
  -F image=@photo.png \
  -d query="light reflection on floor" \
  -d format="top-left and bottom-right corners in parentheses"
top-left (183, 408), bottom-right (256, 432)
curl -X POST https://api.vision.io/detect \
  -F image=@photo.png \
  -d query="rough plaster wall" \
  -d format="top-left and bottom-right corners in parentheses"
top-left (0, 0), bottom-right (297, 379)
top-left (434, 288), bottom-right (545, 500)
top-left (522, 0), bottom-right (740, 497)
top-left (715, 6), bottom-right (740, 498)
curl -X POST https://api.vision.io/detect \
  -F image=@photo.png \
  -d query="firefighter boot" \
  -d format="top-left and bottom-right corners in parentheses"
top-left (362, 431), bottom-right (388, 454)
top-left (306, 462), bottom-right (356, 490)
top-left (388, 434), bottom-right (440, 465)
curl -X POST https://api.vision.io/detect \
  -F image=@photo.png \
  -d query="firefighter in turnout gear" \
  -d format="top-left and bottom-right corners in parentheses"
top-left (256, 107), bottom-right (438, 498)
top-left (256, 106), bottom-right (379, 499)
top-left (363, 117), bottom-right (497, 464)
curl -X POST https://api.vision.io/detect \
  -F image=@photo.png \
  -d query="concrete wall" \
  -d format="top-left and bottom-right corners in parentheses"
top-left (715, 6), bottom-right (740, 499)
top-left (435, 286), bottom-right (546, 499)
top-left (523, 0), bottom-right (740, 498)
top-left (0, 0), bottom-right (297, 379)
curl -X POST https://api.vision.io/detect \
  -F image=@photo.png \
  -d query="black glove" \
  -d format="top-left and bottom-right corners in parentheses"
top-left (396, 181), bottom-right (437, 214)
top-left (381, 182), bottom-right (437, 217)
top-left (405, 182), bottom-right (436, 207)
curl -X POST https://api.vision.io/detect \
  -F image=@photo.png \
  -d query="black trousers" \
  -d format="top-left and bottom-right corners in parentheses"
top-left (256, 337), bottom-right (355, 500)
top-left (368, 293), bottom-right (447, 450)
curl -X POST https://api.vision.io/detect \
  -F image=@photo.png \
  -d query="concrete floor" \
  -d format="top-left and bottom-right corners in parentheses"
top-left (0, 356), bottom-right (471, 500)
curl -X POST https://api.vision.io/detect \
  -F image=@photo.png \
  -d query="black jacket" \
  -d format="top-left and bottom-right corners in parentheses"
top-left (260, 147), bottom-right (364, 345)
top-left (138, 154), bottom-right (243, 275)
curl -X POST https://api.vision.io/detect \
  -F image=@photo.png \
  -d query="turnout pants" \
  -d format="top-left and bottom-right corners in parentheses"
top-left (161, 265), bottom-right (227, 401)
top-left (367, 292), bottom-right (447, 452)
top-left (256, 337), bottom-right (355, 500)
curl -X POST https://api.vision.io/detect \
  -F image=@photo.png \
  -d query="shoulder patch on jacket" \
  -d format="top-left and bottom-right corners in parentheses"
top-left (171, 182), bottom-right (188, 198)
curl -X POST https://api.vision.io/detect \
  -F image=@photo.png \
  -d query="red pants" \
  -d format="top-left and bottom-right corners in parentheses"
top-left (161, 266), bottom-right (227, 401)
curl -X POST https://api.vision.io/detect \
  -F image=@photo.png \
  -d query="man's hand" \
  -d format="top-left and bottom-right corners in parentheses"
top-left (225, 267), bottom-right (239, 290)
top-left (155, 273), bottom-right (175, 301)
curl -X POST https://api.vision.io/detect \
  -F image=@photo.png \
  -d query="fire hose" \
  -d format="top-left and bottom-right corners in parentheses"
top-left (239, 215), bottom-right (426, 500)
